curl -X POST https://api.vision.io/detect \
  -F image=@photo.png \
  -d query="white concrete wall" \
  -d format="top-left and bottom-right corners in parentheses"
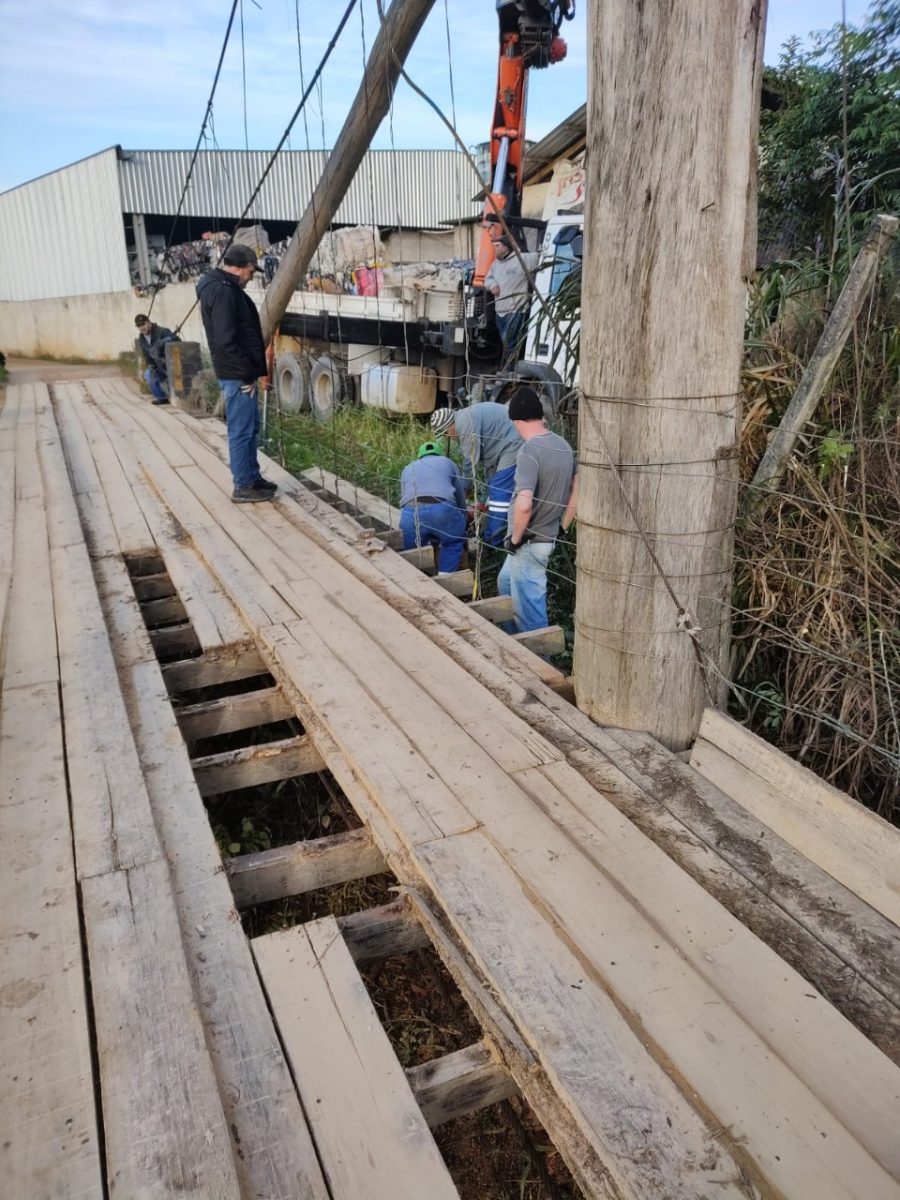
top-left (0, 282), bottom-right (207, 361)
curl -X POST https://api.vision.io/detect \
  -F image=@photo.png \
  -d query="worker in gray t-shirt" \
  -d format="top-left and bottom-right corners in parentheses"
top-left (430, 402), bottom-right (522, 545)
top-left (498, 386), bottom-right (577, 633)
top-left (484, 235), bottom-right (541, 368)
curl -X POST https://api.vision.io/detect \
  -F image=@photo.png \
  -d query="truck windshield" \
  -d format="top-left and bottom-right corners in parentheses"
top-left (548, 225), bottom-right (583, 297)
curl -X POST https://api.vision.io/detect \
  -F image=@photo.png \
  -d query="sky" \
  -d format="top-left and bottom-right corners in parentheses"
top-left (0, 0), bottom-right (873, 195)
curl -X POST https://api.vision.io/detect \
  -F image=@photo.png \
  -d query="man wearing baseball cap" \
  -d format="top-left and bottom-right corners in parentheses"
top-left (499, 385), bottom-right (577, 634)
top-left (197, 243), bottom-right (276, 502)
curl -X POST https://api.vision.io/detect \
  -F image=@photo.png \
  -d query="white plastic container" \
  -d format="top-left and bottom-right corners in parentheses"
top-left (359, 363), bottom-right (437, 414)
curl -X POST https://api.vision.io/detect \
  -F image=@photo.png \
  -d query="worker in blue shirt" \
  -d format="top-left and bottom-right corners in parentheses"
top-left (398, 441), bottom-right (467, 575)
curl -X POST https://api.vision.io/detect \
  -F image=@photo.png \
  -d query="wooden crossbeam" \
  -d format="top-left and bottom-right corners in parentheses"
top-left (512, 625), bottom-right (565, 658)
top-left (469, 595), bottom-right (514, 625)
top-left (149, 621), bottom-right (202, 658)
top-left (140, 594), bottom-right (187, 625)
top-left (132, 572), bottom-right (177, 601)
top-left (399, 545), bottom-right (436, 573)
top-left (192, 734), bottom-right (326, 797)
top-left (433, 570), bottom-right (475, 598)
top-left (176, 685), bottom-right (294, 741)
top-left (161, 644), bottom-right (268, 693)
top-left (226, 827), bottom-right (386, 907)
top-left (338, 899), bottom-right (431, 964)
top-left (407, 1041), bottom-right (519, 1127)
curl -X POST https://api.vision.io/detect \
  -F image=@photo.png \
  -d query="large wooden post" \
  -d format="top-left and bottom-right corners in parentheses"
top-left (574, 0), bottom-right (767, 749)
top-left (260, 0), bottom-right (437, 343)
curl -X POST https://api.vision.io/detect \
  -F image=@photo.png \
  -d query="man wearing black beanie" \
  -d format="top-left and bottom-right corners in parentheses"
top-left (499, 386), bottom-right (577, 633)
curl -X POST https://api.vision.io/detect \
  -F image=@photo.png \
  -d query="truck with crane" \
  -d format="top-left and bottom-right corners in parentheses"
top-left (270, 0), bottom-right (577, 421)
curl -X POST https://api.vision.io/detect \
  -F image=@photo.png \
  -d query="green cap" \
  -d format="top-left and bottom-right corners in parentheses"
top-left (417, 440), bottom-right (444, 459)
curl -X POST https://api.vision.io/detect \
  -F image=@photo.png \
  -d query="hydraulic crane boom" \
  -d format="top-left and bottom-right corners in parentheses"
top-left (473, 0), bottom-right (574, 286)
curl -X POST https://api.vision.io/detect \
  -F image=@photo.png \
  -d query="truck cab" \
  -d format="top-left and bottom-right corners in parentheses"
top-left (524, 212), bottom-right (583, 387)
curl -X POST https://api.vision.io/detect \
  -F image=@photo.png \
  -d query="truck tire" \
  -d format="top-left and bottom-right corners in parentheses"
top-left (309, 354), bottom-right (348, 422)
top-left (274, 352), bottom-right (311, 414)
top-left (513, 361), bottom-right (564, 419)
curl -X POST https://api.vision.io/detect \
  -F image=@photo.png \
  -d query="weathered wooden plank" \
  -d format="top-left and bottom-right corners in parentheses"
top-left (4, 396), bottom-right (57, 689)
top-left (415, 834), bottom-right (751, 1199)
top-left (96, 540), bottom-right (330, 1200)
top-left (511, 624), bottom-right (566, 657)
top-left (0, 682), bottom-right (103, 1200)
top-left (0, 449), bottom-right (14, 658)
top-left (90, 386), bottom-right (293, 630)
top-left (161, 644), bottom-right (268, 693)
top-left (81, 859), bottom-right (241, 1199)
top-left (226, 827), bottom-right (386, 907)
top-left (692, 708), bottom-right (900, 925)
top-left (273, 589), bottom-right (900, 1191)
top-left (35, 384), bottom-right (85, 552)
top-left (262, 621), bottom-right (477, 844)
top-left (52, 384), bottom-right (124, 558)
top-left (253, 917), bottom-right (461, 1200)
top-left (338, 898), bottom-right (431, 963)
top-left (604, 723), bottom-right (900, 1017)
top-left (176, 685), bottom-right (293, 741)
top-left (407, 1042), bottom-right (519, 1128)
top-left (192, 734), bottom-right (325, 797)
top-left (52, 540), bottom-right (162, 879)
top-left (275, 576), bottom-right (561, 775)
top-left (74, 392), bottom-right (156, 554)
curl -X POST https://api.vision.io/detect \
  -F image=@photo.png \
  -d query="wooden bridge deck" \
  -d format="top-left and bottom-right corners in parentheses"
top-left (2, 375), bottom-right (899, 1200)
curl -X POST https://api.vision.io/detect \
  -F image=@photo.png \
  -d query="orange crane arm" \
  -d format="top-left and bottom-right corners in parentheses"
top-left (473, 0), bottom-right (573, 287)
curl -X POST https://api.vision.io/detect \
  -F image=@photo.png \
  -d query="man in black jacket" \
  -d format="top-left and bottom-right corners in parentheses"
top-left (134, 314), bottom-right (176, 405)
top-left (197, 244), bottom-right (276, 503)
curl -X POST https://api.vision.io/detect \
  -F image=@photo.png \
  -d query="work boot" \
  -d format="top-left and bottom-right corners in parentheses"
top-left (252, 477), bottom-right (277, 493)
top-left (232, 486), bottom-right (275, 504)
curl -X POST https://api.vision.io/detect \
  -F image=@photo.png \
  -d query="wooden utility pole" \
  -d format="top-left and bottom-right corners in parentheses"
top-left (259, 0), bottom-right (436, 343)
top-left (748, 213), bottom-right (898, 506)
top-left (574, 0), bottom-right (767, 750)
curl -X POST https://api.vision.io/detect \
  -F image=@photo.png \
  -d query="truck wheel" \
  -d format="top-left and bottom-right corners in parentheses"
top-left (274, 352), bottom-right (311, 413)
top-left (309, 354), bottom-right (348, 422)
top-left (513, 361), bottom-right (564, 419)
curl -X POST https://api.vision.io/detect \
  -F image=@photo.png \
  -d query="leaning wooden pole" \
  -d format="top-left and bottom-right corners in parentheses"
top-left (747, 212), bottom-right (898, 506)
top-left (573, 0), bottom-right (767, 750)
top-left (259, 0), bottom-right (437, 344)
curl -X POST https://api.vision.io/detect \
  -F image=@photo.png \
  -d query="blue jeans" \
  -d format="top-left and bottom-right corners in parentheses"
top-left (495, 309), bottom-right (526, 368)
top-left (144, 366), bottom-right (168, 402)
top-left (485, 464), bottom-right (516, 546)
top-left (497, 540), bottom-right (553, 633)
top-left (221, 380), bottom-right (261, 489)
top-left (400, 502), bottom-right (466, 573)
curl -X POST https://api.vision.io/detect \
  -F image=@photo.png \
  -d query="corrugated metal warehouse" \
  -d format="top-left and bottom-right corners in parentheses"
top-left (0, 146), bottom-right (480, 303)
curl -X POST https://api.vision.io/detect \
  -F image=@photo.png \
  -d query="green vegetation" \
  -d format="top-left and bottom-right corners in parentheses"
top-left (759, 2), bottom-right (900, 258)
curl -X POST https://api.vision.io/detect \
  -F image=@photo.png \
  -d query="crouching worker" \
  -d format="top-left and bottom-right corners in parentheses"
top-left (430, 401), bottom-right (522, 546)
top-left (399, 441), bottom-right (467, 575)
top-left (134, 314), bottom-right (177, 405)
